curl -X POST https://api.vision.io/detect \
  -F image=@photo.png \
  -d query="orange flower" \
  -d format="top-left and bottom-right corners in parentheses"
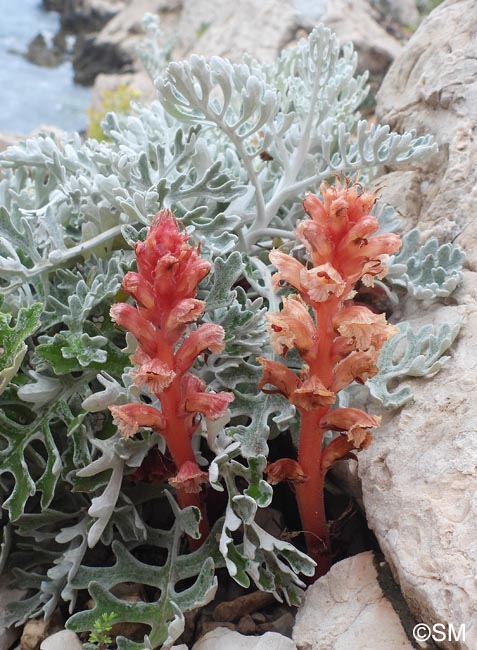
top-left (169, 461), bottom-right (209, 494)
top-left (290, 376), bottom-right (336, 410)
top-left (109, 403), bottom-right (166, 438)
top-left (320, 437), bottom-right (359, 474)
top-left (320, 407), bottom-right (380, 447)
top-left (265, 459), bottom-right (308, 485)
top-left (130, 352), bottom-right (176, 393)
top-left (270, 249), bottom-right (305, 293)
top-left (334, 305), bottom-right (399, 351)
top-left (300, 263), bottom-right (346, 303)
top-left (330, 349), bottom-right (380, 392)
top-left (266, 295), bottom-right (316, 358)
top-left (295, 219), bottom-right (333, 266)
top-left (110, 303), bottom-right (158, 358)
top-left (175, 323), bottom-right (225, 374)
top-left (258, 357), bottom-right (300, 398)
top-left (185, 388), bottom-right (234, 420)
top-left (164, 298), bottom-right (206, 340)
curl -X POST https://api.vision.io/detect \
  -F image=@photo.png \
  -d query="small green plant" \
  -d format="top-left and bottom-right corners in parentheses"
top-left (88, 612), bottom-right (119, 649)
top-left (87, 84), bottom-right (141, 141)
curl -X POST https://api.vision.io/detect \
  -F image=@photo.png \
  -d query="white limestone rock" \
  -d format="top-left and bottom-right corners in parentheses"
top-left (373, 0), bottom-right (420, 28)
top-left (358, 276), bottom-right (477, 650)
top-left (375, 0), bottom-right (477, 268)
top-left (192, 627), bottom-right (297, 650)
top-left (362, 6), bottom-right (477, 644)
top-left (293, 551), bottom-right (413, 649)
top-left (172, 0), bottom-right (299, 64)
top-left (293, 0), bottom-right (402, 74)
top-left (40, 630), bottom-right (83, 650)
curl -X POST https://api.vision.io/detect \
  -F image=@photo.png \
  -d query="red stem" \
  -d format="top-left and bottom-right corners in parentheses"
top-left (161, 380), bottom-right (210, 547)
top-left (295, 410), bottom-right (331, 577)
top-left (293, 299), bottom-right (337, 576)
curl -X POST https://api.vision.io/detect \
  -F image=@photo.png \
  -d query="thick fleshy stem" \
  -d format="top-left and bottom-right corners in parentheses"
top-left (295, 411), bottom-right (330, 575)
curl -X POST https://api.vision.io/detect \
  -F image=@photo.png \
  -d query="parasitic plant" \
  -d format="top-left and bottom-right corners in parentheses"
top-left (109, 209), bottom-right (233, 542)
top-left (259, 178), bottom-right (401, 576)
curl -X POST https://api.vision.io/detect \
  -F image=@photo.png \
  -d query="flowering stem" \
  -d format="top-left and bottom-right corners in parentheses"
top-left (259, 178), bottom-right (402, 579)
top-left (109, 210), bottom-right (233, 549)
top-left (160, 381), bottom-right (210, 544)
top-left (295, 412), bottom-right (331, 575)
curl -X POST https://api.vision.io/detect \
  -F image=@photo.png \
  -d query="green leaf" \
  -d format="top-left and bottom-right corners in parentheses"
top-left (229, 391), bottom-right (295, 457)
top-left (368, 319), bottom-right (462, 408)
top-left (67, 498), bottom-right (220, 649)
top-left (389, 229), bottom-right (464, 300)
top-left (36, 322), bottom-right (127, 375)
top-left (0, 409), bottom-right (63, 520)
top-left (0, 303), bottom-right (42, 394)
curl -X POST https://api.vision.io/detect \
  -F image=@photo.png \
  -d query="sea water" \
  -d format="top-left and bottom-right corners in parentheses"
top-left (0, 0), bottom-right (91, 133)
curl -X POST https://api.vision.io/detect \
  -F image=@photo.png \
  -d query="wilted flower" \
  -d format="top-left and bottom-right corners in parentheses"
top-left (265, 459), bottom-right (308, 485)
top-left (169, 461), bottom-right (209, 494)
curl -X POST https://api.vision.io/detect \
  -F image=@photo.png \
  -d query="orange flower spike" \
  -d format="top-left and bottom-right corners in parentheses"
top-left (109, 209), bottom-right (235, 546)
top-left (260, 178), bottom-right (401, 577)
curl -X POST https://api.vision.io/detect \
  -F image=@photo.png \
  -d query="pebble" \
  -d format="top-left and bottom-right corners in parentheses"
top-left (40, 630), bottom-right (82, 650)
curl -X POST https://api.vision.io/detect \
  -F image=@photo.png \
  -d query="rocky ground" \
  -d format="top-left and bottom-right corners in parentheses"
top-left (4, 1), bottom-right (477, 649)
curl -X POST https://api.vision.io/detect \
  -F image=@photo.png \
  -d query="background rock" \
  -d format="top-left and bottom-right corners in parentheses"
top-left (67, 0), bottom-right (407, 102)
top-left (375, 0), bottom-right (477, 268)
top-left (359, 5), bottom-right (477, 647)
top-left (359, 284), bottom-right (477, 650)
top-left (40, 630), bottom-right (82, 650)
top-left (294, 0), bottom-right (402, 75)
top-left (171, 0), bottom-right (300, 64)
top-left (293, 551), bottom-right (413, 649)
top-left (72, 0), bottom-right (167, 84)
top-left (60, 0), bottom-right (127, 35)
top-left (192, 628), bottom-right (297, 650)
top-left (372, 0), bottom-right (420, 28)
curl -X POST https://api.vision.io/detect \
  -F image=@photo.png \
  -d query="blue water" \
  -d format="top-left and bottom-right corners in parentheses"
top-left (0, 0), bottom-right (91, 133)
